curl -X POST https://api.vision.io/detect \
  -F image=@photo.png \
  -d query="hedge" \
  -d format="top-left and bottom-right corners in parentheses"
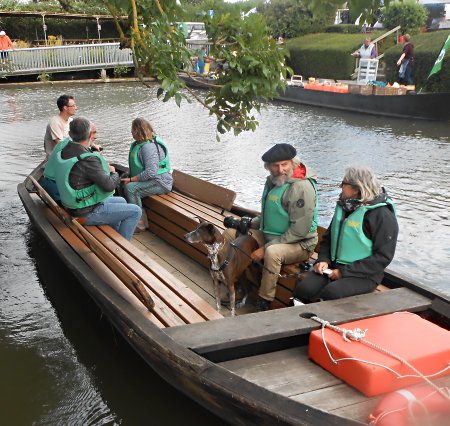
top-left (0, 16), bottom-right (119, 44)
top-left (384, 30), bottom-right (450, 92)
top-left (286, 32), bottom-right (385, 80)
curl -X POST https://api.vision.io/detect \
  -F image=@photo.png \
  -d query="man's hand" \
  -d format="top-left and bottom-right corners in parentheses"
top-left (328, 269), bottom-right (341, 281)
top-left (313, 261), bottom-right (329, 274)
top-left (251, 247), bottom-right (265, 262)
top-left (91, 144), bottom-right (103, 152)
top-left (108, 164), bottom-right (116, 173)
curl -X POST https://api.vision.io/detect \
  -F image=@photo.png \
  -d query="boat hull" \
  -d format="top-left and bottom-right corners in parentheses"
top-left (278, 87), bottom-right (450, 121)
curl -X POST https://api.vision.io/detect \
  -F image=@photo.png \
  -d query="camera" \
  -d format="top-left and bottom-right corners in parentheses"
top-left (223, 216), bottom-right (253, 234)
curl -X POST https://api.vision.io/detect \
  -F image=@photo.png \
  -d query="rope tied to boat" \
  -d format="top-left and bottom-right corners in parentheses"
top-left (310, 315), bottom-right (450, 401)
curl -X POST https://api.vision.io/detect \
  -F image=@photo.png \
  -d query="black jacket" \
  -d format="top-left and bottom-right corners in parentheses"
top-left (61, 142), bottom-right (120, 216)
top-left (317, 191), bottom-right (399, 284)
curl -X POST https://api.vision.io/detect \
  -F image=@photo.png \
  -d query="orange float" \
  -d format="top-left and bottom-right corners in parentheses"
top-left (368, 383), bottom-right (450, 426)
top-left (308, 313), bottom-right (450, 396)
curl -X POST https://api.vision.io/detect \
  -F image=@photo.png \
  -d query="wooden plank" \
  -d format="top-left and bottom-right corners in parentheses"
top-left (150, 194), bottom-right (226, 229)
top-left (220, 346), bottom-right (341, 396)
top-left (39, 203), bottom-right (167, 328)
top-left (87, 226), bottom-right (206, 324)
top-left (162, 192), bottom-right (233, 224)
top-left (147, 221), bottom-right (210, 268)
top-left (132, 232), bottom-right (216, 301)
top-left (147, 211), bottom-right (208, 255)
top-left (165, 288), bottom-right (431, 355)
top-left (97, 225), bottom-right (222, 321)
top-left (172, 169), bottom-right (237, 210)
top-left (172, 191), bottom-right (236, 216)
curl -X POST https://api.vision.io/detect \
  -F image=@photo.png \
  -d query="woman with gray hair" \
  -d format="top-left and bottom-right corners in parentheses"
top-left (292, 166), bottom-right (398, 303)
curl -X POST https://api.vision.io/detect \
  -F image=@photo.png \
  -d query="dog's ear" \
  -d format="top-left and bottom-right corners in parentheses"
top-left (206, 223), bottom-right (215, 234)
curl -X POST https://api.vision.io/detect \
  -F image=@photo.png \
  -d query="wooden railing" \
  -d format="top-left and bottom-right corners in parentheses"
top-left (0, 43), bottom-right (133, 77)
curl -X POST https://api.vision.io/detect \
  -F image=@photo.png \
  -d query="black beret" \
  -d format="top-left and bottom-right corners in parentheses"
top-left (261, 143), bottom-right (297, 163)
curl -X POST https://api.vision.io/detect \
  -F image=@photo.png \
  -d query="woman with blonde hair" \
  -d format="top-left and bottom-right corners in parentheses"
top-left (122, 117), bottom-right (173, 230)
top-left (293, 166), bottom-right (398, 303)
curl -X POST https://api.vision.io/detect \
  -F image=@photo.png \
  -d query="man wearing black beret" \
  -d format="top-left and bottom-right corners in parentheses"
top-left (249, 143), bottom-right (319, 311)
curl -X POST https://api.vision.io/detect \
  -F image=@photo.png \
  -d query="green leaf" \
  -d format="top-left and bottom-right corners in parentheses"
top-left (175, 93), bottom-right (182, 107)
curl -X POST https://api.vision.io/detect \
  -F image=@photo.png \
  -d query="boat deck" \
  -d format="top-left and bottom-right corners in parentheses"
top-left (219, 346), bottom-right (450, 424)
top-left (131, 230), bottom-right (255, 316)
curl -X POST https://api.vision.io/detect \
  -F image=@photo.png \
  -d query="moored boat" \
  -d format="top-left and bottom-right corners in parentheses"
top-left (178, 74), bottom-right (450, 121)
top-left (278, 83), bottom-right (450, 121)
top-left (18, 163), bottom-right (450, 425)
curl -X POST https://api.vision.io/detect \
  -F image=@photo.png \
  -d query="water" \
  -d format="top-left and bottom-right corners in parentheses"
top-left (1, 82), bottom-right (449, 424)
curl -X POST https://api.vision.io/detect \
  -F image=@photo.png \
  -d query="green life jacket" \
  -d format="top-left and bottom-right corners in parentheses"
top-left (43, 137), bottom-right (71, 181)
top-left (260, 179), bottom-right (319, 236)
top-left (54, 148), bottom-right (114, 210)
top-left (330, 199), bottom-right (396, 264)
top-left (128, 137), bottom-right (170, 178)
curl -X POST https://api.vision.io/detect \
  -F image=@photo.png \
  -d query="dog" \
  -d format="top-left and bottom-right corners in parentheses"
top-left (184, 220), bottom-right (259, 316)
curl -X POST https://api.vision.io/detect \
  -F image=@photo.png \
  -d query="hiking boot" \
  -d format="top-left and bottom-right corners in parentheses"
top-left (255, 298), bottom-right (271, 312)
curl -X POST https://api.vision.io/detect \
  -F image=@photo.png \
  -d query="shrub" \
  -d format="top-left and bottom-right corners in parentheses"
top-left (382, 1), bottom-right (428, 34)
top-left (384, 30), bottom-right (450, 92)
top-left (325, 24), bottom-right (361, 34)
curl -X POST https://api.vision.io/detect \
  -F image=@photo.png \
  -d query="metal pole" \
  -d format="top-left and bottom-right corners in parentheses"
top-left (96, 17), bottom-right (101, 41)
top-left (42, 15), bottom-right (48, 45)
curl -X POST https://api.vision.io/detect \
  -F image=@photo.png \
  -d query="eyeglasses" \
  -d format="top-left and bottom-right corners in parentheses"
top-left (341, 181), bottom-right (358, 188)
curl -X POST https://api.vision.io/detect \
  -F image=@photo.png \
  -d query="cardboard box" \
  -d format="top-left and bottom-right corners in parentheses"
top-left (309, 313), bottom-right (450, 396)
top-left (348, 84), bottom-right (372, 95)
top-left (372, 86), bottom-right (388, 95)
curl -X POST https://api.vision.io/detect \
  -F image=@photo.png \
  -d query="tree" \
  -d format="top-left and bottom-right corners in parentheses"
top-left (102, 0), bottom-right (289, 137)
top-left (347, 0), bottom-right (387, 25)
top-left (259, 0), bottom-right (313, 39)
top-left (382, 1), bottom-right (428, 34)
top-left (302, 0), bottom-right (343, 23)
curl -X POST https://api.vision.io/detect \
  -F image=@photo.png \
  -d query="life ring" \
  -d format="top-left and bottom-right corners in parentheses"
top-left (368, 383), bottom-right (450, 426)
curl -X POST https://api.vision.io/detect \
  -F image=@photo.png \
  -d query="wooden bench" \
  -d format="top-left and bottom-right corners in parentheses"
top-left (32, 193), bottom-right (223, 328)
top-left (143, 172), bottom-right (390, 311)
top-left (143, 169), bottom-right (239, 268)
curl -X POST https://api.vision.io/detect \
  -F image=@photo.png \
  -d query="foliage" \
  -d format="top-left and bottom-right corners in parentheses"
top-left (102, 0), bottom-right (289, 137)
top-left (286, 32), bottom-right (384, 79)
top-left (113, 63), bottom-right (130, 77)
top-left (0, 0), bottom-right (108, 14)
top-left (258, 0), bottom-right (316, 39)
top-left (347, 0), bottom-right (387, 25)
top-left (384, 30), bottom-right (450, 92)
top-left (302, 0), bottom-right (343, 23)
top-left (382, 1), bottom-right (428, 34)
top-left (325, 24), bottom-right (361, 34)
top-left (37, 71), bottom-right (52, 83)
top-left (180, 0), bottom-right (263, 22)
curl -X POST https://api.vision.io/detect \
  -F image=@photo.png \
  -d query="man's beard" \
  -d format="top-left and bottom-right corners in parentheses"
top-left (269, 166), bottom-right (294, 187)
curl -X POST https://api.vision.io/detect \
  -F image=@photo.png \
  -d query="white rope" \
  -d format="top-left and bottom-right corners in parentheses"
top-left (311, 316), bottom-right (450, 401)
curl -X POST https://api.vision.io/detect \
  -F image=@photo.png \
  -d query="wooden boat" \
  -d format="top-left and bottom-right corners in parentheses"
top-left (179, 74), bottom-right (450, 121)
top-left (18, 163), bottom-right (450, 425)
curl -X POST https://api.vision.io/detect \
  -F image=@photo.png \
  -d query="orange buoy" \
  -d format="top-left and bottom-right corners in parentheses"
top-left (368, 383), bottom-right (450, 426)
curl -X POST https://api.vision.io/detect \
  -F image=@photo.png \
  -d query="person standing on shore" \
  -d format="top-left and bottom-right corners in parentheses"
top-left (43, 95), bottom-right (77, 160)
top-left (0, 30), bottom-right (14, 61)
top-left (352, 37), bottom-right (377, 59)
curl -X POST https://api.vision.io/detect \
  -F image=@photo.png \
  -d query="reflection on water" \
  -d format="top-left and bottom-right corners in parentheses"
top-left (0, 82), bottom-right (449, 424)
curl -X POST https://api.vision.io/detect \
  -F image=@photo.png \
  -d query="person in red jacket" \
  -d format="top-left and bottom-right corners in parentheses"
top-left (0, 30), bottom-right (15, 61)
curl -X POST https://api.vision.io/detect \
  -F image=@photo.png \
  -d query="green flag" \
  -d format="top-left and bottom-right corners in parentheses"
top-left (428, 34), bottom-right (450, 79)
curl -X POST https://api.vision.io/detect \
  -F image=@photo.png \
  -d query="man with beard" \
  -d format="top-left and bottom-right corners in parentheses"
top-left (292, 166), bottom-right (398, 303)
top-left (244, 143), bottom-right (319, 311)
